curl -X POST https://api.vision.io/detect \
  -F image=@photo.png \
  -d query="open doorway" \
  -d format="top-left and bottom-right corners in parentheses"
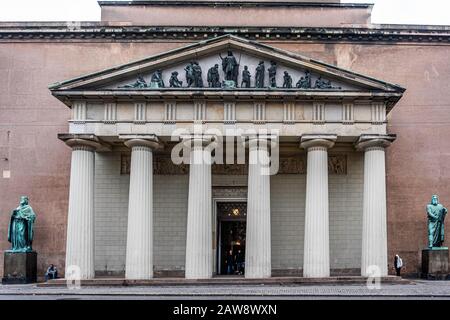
top-left (217, 202), bottom-right (247, 276)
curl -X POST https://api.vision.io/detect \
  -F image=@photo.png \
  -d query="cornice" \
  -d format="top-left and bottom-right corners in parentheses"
top-left (98, 1), bottom-right (373, 9)
top-left (0, 25), bottom-right (449, 44)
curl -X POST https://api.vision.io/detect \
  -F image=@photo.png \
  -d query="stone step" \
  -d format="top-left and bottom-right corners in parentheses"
top-left (38, 276), bottom-right (410, 287)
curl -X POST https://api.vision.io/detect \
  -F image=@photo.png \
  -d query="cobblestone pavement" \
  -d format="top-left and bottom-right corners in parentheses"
top-left (0, 280), bottom-right (449, 299)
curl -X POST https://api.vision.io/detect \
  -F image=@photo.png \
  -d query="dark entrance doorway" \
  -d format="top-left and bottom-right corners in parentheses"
top-left (217, 202), bottom-right (247, 276)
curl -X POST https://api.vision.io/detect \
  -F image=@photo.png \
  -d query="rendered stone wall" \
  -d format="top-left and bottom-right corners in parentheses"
top-left (1, 35), bottom-right (449, 277)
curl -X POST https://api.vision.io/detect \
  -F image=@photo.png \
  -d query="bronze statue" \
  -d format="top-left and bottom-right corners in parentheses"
top-left (192, 62), bottom-right (204, 87)
top-left (296, 70), bottom-right (311, 89)
top-left (118, 75), bottom-right (147, 88)
top-left (219, 50), bottom-right (239, 84)
top-left (169, 71), bottom-right (183, 88)
top-left (185, 62), bottom-right (195, 87)
top-left (150, 70), bottom-right (164, 88)
top-left (314, 76), bottom-right (341, 89)
top-left (255, 61), bottom-right (265, 88)
top-left (268, 61), bottom-right (277, 88)
top-left (282, 71), bottom-right (292, 88)
top-left (207, 64), bottom-right (221, 88)
top-left (7, 196), bottom-right (36, 252)
top-left (427, 195), bottom-right (447, 248)
top-left (241, 66), bottom-right (251, 88)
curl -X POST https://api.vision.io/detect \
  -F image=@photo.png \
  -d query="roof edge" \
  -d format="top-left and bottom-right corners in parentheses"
top-left (97, 1), bottom-right (374, 9)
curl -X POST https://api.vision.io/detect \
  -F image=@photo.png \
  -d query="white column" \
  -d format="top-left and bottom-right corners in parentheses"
top-left (356, 135), bottom-right (395, 277)
top-left (185, 138), bottom-right (213, 279)
top-left (64, 140), bottom-right (98, 280)
top-left (245, 137), bottom-right (271, 278)
top-left (301, 135), bottom-right (336, 278)
top-left (124, 138), bottom-right (160, 280)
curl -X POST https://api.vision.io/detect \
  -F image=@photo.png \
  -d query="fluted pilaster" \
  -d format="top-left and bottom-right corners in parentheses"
top-left (185, 141), bottom-right (212, 279)
top-left (301, 135), bottom-right (336, 278)
top-left (245, 138), bottom-right (272, 278)
top-left (356, 135), bottom-right (395, 277)
top-left (65, 142), bottom-right (96, 280)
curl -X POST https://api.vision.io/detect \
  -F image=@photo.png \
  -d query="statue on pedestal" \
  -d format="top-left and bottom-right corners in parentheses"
top-left (427, 195), bottom-right (447, 248)
top-left (7, 196), bottom-right (36, 253)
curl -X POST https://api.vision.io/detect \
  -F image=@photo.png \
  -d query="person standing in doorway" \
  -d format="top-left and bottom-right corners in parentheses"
top-left (394, 254), bottom-right (403, 276)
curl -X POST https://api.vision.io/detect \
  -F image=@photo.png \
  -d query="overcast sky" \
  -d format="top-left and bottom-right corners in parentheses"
top-left (0, 0), bottom-right (449, 25)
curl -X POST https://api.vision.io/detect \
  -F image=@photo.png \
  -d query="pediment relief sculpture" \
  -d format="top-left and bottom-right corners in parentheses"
top-left (116, 51), bottom-right (342, 91)
top-left (49, 35), bottom-right (404, 108)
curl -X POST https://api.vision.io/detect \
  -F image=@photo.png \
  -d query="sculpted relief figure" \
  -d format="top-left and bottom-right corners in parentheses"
top-left (207, 64), bottom-right (221, 88)
top-left (150, 70), bottom-right (165, 88)
top-left (185, 62), bottom-right (195, 87)
top-left (255, 61), bottom-right (265, 88)
top-left (169, 71), bottom-right (183, 88)
top-left (426, 195), bottom-right (447, 248)
top-left (241, 66), bottom-right (251, 88)
top-left (315, 76), bottom-right (341, 90)
top-left (7, 196), bottom-right (36, 252)
top-left (119, 75), bottom-right (147, 88)
top-left (219, 50), bottom-right (239, 84)
top-left (282, 71), bottom-right (293, 88)
top-left (296, 70), bottom-right (312, 89)
top-left (192, 62), bottom-right (204, 87)
top-left (268, 61), bottom-right (277, 88)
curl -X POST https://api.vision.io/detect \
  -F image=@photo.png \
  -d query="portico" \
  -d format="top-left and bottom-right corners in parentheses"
top-left (51, 35), bottom-right (404, 280)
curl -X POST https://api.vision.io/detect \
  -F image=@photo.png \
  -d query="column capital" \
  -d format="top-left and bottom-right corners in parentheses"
top-left (58, 133), bottom-right (108, 151)
top-left (355, 134), bottom-right (396, 151)
top-left (120, 134), bottom-right (163, 150)
top-left (300, 134), bottom-right (337, 150)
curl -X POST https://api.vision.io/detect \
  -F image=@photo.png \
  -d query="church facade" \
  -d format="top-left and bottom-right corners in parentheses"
top-left (1, 1), bottom-right (449, 279)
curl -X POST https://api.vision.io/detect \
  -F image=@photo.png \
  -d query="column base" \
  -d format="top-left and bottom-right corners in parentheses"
top-left (2, 251), bottom-right (37, 284)
top-left (421, 248), bottom-right (449, 280)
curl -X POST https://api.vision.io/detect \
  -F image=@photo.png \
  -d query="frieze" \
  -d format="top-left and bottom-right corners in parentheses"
top-left (120, 154), bottom-right (347, 175)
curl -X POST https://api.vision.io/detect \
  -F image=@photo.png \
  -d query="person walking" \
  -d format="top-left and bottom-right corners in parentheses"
top-left (394, 254), bottom-right (403, 276)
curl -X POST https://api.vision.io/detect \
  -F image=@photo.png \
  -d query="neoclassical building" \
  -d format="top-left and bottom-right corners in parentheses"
top-left (1, 1), bottom-right (449, 280)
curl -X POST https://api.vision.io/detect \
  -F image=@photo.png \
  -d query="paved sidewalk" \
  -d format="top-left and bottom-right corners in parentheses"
top-left (0, 280), bottom-right (449, 299)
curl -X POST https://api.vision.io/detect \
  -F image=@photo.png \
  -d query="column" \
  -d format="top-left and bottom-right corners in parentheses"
top-left (185, 137), bottom-right (213, 279)
top-left (64, 138), bottom-right (100, 280)
top-left (245, 136), bottom-right (272, 278)
top-left (301, 135), bottom-right (336, 278)
top-left (124, 137), bottom-right (161, 280)
top-left (356, 134), bottom-right (395, 277)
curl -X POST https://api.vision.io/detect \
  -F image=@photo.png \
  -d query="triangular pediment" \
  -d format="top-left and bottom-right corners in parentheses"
top-left (49, 34), bottom-right (404, 100)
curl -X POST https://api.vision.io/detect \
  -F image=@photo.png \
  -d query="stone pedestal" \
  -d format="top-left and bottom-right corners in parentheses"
top-left (2, 251), bottom-right (37, 284)
top-left (421, 248), bottom-right (449, 280)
